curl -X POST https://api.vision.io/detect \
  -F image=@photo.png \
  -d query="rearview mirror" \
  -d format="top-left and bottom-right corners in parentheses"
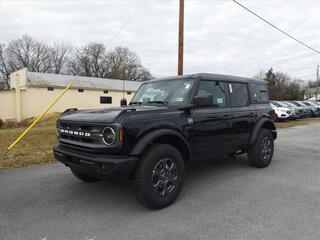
top-left (193, 94), bottom-right (213, 107)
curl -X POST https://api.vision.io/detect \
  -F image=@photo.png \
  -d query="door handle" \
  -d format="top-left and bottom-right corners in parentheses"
top-left (223, 114), bottom-right (231, 120)
top-left (249, 112), bottom-right (256, 117)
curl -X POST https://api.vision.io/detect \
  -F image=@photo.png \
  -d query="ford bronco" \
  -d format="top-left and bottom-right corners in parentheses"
top-left (53, 73), bottom-right (277, 209)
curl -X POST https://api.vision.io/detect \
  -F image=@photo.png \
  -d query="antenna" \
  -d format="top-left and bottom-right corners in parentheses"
top-left (123, 79), bottom-right (125, 99)
top-left (121, 79), bottom-right (127, 106)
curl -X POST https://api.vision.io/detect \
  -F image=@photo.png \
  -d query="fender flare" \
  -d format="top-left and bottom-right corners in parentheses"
top-left (130, 129), bottom-right (191, 157)
top-left (249, 118), bottom-right (277, 145)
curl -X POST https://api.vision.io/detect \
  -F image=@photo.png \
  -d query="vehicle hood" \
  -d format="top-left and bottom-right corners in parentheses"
top-left (59, 105), bottom-right (169, 123)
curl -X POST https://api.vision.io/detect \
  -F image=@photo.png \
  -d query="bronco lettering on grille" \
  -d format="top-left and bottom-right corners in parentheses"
top-left (60, 129), bottom-right (91, 137)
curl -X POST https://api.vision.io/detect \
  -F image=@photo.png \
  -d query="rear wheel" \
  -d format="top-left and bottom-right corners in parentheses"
top-left (71, 168), bottom-right (100, 182)
top-left (133, 144), bottom-right (185, 209)
top-left (248, 128), bottom-right (274, 168)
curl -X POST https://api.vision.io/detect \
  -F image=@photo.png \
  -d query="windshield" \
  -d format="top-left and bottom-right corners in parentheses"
top-left (271, 101), bottom-right (282, 107)
top-left (130, 79), bottom-right (193, 105)
top-left (278, 102), bottom-right (290, 107)
top-left (292, 101), bottom-right (301, 106)
top-left (302, 102), bottom-right (311, 106)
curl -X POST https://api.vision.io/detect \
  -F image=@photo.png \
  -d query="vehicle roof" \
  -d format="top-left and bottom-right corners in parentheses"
top-left (150, 73), bottom-right (265, 84)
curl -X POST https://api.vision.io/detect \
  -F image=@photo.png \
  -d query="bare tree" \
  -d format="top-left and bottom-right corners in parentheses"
top-left (0, 44), bottom-right (10, 88)
top-left (5, 35), bottom-right (52, 73)
top-left (0, 35), bottom-right (72, 89)
top-left (69, 45), bottom-right (152, 81)
top-left (69, 43), bottom-right (107, 78)
top-left (49, 42), bottom-right (72, 74)
top-left (0, 35), bottom-right (152, 90)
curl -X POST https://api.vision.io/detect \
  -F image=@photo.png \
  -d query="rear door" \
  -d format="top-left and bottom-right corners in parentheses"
top-left (191, 80), bottom-right (234, 159)
top-left (228, 82), bottom-right (257, 148)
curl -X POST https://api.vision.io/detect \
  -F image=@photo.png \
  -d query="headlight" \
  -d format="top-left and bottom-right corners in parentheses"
top-left (102, 127), bottom-right (116, 145)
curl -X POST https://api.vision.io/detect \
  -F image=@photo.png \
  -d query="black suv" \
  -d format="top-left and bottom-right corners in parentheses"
top-left (53, 73), bottom-right (277, 209)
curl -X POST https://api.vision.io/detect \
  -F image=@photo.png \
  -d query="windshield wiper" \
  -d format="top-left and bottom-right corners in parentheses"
top-left (129, 101), bottom-right (143, 105)
top-left (147, 100), bottom-right (168, 105)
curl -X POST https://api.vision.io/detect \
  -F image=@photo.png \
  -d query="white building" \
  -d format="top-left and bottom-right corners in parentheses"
top-left (0, 68), bottom-right (142, 121)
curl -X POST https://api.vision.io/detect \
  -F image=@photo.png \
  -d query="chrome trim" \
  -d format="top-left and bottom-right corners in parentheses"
top-left (102, 127), bottom-right (116, 145)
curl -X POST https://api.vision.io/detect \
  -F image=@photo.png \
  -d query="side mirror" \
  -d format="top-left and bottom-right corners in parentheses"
top-left (193, 94), bottom-right (213, 107)
top-left (120, 98), bottom-right (127, 106)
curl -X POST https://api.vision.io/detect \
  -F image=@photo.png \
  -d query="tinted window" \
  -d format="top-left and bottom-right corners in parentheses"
top-left (196, 80), bottom-right (226, 107)
top-left (100, 96), bottom-right (112, 104)
top-left (131, 79), bottom-right (193, 105)
top-left (250, 83), bottom-right (268, 103)
top-left (229, 83), bottom-right (249, 107)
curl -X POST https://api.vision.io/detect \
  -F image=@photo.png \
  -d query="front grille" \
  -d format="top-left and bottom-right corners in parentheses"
top-left (58, 122), bottom-right (104, 146)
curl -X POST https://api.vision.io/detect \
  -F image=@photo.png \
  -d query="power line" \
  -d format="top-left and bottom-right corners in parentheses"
top-left (105, 0), bottom-right (148, 48)
top-left (232, 0), bottom-right (320, 55)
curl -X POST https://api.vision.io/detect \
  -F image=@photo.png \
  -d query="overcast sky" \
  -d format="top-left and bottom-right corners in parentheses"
top-left (1, 0), bottom-right (319, 80)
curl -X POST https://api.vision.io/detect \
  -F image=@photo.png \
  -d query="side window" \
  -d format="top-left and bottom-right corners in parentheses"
top-left (229, 82), bottom-right (249, 107)
top-left (196, 80), bottom-right (226, 107)
top-left (250, 83), bottom-right (269, 103)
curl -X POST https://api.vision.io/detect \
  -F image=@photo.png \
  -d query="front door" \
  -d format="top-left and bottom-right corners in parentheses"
top-left (191, 80), bottom-right (234, 160)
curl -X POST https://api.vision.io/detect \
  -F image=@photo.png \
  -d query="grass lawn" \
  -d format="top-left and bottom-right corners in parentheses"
top-left (0, 114), bottom-right (59, 170)
top-left (0, 114), bottom-right (319, 170)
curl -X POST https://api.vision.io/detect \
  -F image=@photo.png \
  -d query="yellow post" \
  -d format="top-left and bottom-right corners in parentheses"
top-left (6, 82), bottom-right (72, 151)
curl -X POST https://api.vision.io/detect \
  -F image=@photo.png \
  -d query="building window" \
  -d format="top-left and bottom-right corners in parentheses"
top-left (100, 96), bottom-right (112, 104)
top-left (103, 90), bottom-right (109, 94)
top-left (48, 87), bottom-right (54, 91)
top-left (78, 89), bottom-right (84, 92)
top-left (127, 91), bottom-right (131, 95)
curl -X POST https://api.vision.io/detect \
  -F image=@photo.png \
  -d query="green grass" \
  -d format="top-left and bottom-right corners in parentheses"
top-left (275, 118), bottom-right (320, 129)
top-left (1, 113), bottom-right (319, 170)
top-left (0, 113), bottom-right (59, 170)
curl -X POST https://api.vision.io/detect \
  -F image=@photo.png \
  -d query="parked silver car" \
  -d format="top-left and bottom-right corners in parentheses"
top-left (283, 101), bottom-right (305, 118)
top-left (291, 101), bottom-right (311, 117)
top-left (302, 101), bottom-right (320, 117)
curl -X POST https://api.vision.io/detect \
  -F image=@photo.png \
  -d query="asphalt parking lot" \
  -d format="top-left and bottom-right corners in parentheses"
top-left (1, 123), bottom-right (320, 240)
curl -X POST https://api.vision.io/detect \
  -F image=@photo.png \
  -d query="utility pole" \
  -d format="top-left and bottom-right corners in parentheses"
top-left (316, 64), bottom-right (319, 101)
top-left (178, 0), bottom-right (184, 76)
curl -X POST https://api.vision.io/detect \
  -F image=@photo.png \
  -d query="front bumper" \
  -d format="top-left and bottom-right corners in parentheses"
top-left (53, 144), bottom-right (138, 181)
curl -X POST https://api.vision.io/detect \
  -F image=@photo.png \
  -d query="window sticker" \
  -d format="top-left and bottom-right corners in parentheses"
top-left (217, 98), bottom-right (224, 104)
top-left (229, 84), bottom-right (233, 93)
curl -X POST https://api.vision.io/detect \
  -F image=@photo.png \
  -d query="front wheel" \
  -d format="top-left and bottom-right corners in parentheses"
top-left (248, 128), bottom-right (274, 168)
top-left (133, 144), bottom-right (185, 209)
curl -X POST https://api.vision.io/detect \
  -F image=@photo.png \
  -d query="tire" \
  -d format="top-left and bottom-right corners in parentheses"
top-left (71, 168), bottom-right (100, 182)
top-left (133, 144), bottom-right (185, 209)
top-left (248, 128), bottom-right (274, 168)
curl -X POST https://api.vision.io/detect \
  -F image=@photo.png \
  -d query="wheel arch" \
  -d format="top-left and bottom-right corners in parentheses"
top-left (249, 118), bottom-right (277, 145)
top-left (130, 129), bottom-right (191, 162)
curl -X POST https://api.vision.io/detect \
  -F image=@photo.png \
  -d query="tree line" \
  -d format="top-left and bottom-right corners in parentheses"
top-left (0, 35), bottom-right (152, 89)
top-left (255, 68), bottom-right (317, 101)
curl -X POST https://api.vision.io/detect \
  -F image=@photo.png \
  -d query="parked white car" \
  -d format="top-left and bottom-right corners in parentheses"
top-left (270, 102), bottom-right (291, 121)
top-left (272, 101), bottom-right (296, 119)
